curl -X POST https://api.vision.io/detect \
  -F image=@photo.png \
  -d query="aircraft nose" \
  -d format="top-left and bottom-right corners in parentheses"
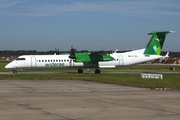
top-left (5, 63), bottom-right (14, 69)
top-left (5, 64), bottom-right (10, 69)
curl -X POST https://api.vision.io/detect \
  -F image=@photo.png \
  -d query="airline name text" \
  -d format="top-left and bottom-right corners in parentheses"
top-left (45, 63), bottom-right (65, 67)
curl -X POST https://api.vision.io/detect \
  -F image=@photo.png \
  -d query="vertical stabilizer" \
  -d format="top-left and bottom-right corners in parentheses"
top-left (143, 31), bottom-right (172, 55)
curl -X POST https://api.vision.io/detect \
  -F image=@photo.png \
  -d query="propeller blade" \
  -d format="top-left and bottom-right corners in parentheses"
top-left (69, 46), bottom-right (76, 59)
top-left (55, 48), bottom-right (60, 55)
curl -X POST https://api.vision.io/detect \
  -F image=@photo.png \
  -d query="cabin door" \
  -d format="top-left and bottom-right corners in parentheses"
top-left (69, 59), bottom-right (74, 66)
top-left (118, 56), bottom-right (124, 65)
top-left (31, 57), bottom-right (36, 67)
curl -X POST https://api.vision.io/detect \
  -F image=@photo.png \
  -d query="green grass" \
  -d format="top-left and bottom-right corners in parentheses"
top-left (0, 74), bottom-right (180, 90)
top-left (1, 61), bottom-right (180, 90)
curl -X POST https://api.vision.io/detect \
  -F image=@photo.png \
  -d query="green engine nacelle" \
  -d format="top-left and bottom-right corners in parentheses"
top-left (74, 52), bottom-right (114, 63)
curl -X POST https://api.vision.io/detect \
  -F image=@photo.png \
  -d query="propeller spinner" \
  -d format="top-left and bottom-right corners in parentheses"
top-left (69, 46), bottom-right (76, 59)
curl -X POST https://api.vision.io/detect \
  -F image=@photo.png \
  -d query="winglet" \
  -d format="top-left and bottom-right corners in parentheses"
top-left (143, 30), bottom-right (173, 55)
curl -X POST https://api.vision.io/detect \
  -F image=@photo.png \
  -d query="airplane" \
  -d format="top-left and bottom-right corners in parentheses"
top-left (5, 30), bottom-right (173, 74)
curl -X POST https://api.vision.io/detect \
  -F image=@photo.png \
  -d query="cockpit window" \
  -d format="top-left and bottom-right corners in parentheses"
top-left (16, 58), bottom-right (25, 60)
top-left (16, 58), bottom-right (21, 60)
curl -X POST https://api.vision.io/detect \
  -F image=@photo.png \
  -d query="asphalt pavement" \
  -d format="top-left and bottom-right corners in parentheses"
top-left (0, 80), bottom-right (180, 120)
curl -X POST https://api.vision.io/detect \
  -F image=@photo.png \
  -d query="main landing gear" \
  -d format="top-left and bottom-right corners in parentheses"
top-left (77, 68), bottom-right (101, 74)
top-left (95, 69), bottom-right (101, 74)
top-left (78, 68), bottom-right (83, 73)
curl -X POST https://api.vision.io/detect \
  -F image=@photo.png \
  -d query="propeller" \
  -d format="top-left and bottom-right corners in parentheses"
top-left (54, 48), bottom-right (60, 55)
top-left (69, 46), bottom-right (76, 59)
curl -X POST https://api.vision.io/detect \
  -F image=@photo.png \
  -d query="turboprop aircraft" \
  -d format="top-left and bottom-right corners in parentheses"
top-left (5, 30), bottom-right (173, 74)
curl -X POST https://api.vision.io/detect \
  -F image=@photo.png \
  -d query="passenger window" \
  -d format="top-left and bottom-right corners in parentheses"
top-left (45, 60), bottom-right (47, 62)
top-left (42, 60), bottom-right (44, 62)
top-left (39, 60), bottom-right (41, 62)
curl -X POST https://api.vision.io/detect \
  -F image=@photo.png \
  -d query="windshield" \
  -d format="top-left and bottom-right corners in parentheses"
top-left (15, 58), bottom-right (26, 60)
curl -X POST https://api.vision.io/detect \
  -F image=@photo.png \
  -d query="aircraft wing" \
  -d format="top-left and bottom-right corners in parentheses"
top-left (69, 51), bottom-right (114, 63)
top-left (69, 46), bottom-right (114, 63)
top-left (90, 50), bottom-right (113, 55)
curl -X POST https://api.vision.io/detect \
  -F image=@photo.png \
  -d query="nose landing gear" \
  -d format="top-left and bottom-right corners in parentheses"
top-left (12, 69), bottom-right (17, 74)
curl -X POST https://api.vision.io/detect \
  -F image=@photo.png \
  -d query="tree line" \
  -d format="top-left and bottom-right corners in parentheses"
top-left (0, 50), bottom-right (71, 57)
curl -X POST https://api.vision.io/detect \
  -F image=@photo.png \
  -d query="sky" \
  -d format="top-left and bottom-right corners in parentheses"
top-left (0, 0), bottom-right (180, 52)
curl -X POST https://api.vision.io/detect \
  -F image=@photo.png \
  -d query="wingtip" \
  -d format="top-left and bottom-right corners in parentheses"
top-left (169, 31), bottom-right (175, 33)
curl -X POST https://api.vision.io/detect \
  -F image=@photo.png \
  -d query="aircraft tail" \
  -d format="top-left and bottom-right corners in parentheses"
top-left (143, 31), bottom-right (173, 55)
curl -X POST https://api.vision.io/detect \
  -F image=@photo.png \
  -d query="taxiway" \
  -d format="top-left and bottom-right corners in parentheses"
top-left (0, 80), bottom-right (180, 120)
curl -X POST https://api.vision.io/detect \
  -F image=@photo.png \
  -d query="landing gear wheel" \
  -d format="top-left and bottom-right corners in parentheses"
top-left (13, 69), bottom-right (17, 74)
top-left (95, 69), bottom-right (101, 74)
top-left (78, 68), bottom-right (83, 73)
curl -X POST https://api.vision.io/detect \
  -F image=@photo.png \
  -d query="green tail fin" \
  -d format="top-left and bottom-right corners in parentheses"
top-left (143, 31), bottom-right (172, 55)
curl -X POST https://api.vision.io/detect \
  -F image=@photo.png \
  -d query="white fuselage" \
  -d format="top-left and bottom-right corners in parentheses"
top-left (5, 48), bottom-right (162, 69)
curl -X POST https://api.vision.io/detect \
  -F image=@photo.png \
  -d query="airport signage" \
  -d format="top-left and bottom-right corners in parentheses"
top-left (141, 73), bottom-right (163, 79)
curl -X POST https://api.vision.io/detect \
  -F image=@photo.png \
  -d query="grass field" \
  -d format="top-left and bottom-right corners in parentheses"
top-left (1, 62), bottom-right (180, 90)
